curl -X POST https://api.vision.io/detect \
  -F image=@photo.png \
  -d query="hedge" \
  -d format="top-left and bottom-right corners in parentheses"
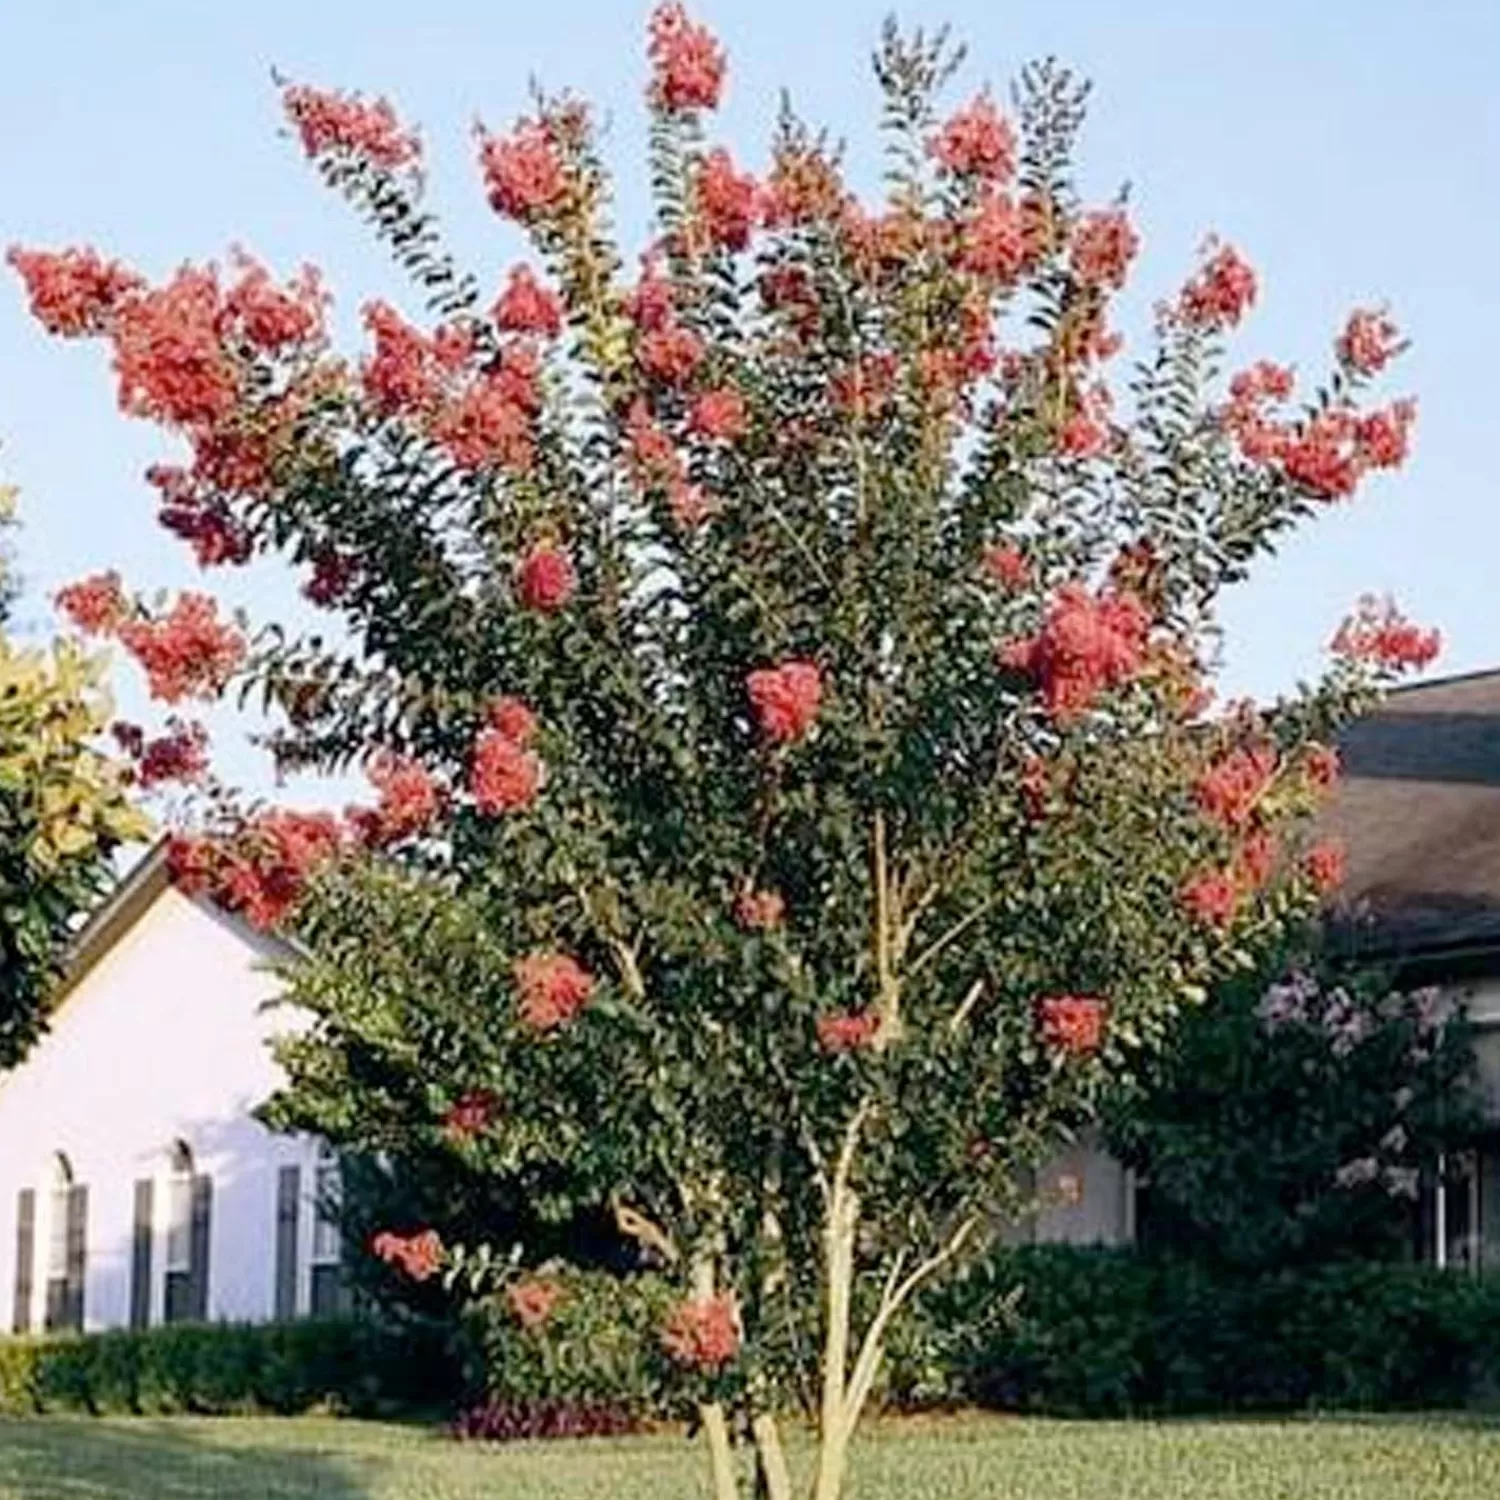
top-left (889, 1246), bottom-right (1500, 1416)
top-left (5, 1252), bottom-right (1497, 1423)
top-left (0, 1318), bottom-right (458, 1417)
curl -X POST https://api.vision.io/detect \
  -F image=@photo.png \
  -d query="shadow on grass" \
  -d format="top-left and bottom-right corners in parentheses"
top-left (0, 1417), bottom-right (377, 1500)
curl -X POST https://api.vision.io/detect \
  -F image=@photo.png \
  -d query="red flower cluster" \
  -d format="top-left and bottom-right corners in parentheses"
top-left (478, 121), bottom-right (567, 223)
top-left (638, 324), bottom-right (706, 386)
top-left (507, 1276), bottom-right (563, 1331)
top-left (830, 352), bottom-right (898, 419)
top-left (283, 84), bottom-right (420, 169)
top-left (224, 255), bottom-right (327, 353)
top-left (1069, 209), bottom-right (1140, 290)
top-left (735, 888), bottom-right (785, 930)
top-left (817, 1010), bottom-right (880, 1053)
top-left (372, 1228), bottom-right (444, 1282)
top-left (443, 1088), bottom-right (500, 1141)
top-left (56, 571), bottom-right (127, 635)
top-left (348, 750), bottom-right (440, 847)
top-left (647, 2), bottom-right (726, 113)
top-left (688, 385), bottom-right (748, 442)
top-left (1304, 743), bottom-right (1340, 794)
top-left (1304, 838), bottom-right (1347, 894)
top-left (514, 951), bottom-right (596, 1032)
top-left (694, 150), bottom-right (758, 252)
top-left (1228, 360), bottom-right (1294, 407)
top-left (516, 544), bottom-right (577, 611)
top-left (957, 192), bottom-right (1028, 283)
top-left (1035, 995), bottom-right (1107, 1055)
top-left (472, 703), bottom-right (543, 814)
top-left (1001, 584), bottom-right (1150, 722)
top-left (493, 265), bottom-right (563, 339)
top-left (928, 95), bottom-right (1015, 182)
top-left (7, 246), bottom-right (143, 337)
top-left (1330, 595), bottom-right (1440, 673)
top-left (112, 266), bottom-right (242, 428)
top-left (1194, 744), bottom-right (1278, 830)
top-left (1233, 827), bottom-right (1279, 891)
top-left (133, 719), bottom-right (211, 789)
top-left (361, 301), bottom-right (456, 415)
top-left (169, 809), bottom-right (344, 931)
top-left (761, 144), bottom-right (846, 229)
top-left (747, 660), bottom-right (822, 742)
top-left (1179, 242), bottom-right (1257, 330)
top-left (305, 548), bottom-right (358, 607)
top-left (983, 544), bottom-right (1031, 591)
top-left (1336, 308), bottom-right (1401, 375)
top-left (660, 1293), bottom-right (741, 1369)
top-left (431, 366), bottom-right (537, 473)
top-left (1181, 868), bottom-right (1240, 927)
top-left (116, 593), bottom-right (246, 704)
top-left (489, 694), bottom-right (539, 744)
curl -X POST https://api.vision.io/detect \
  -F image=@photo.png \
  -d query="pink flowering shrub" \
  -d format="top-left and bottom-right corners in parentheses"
top-left (10, 9), bottom-right (1433, 1497)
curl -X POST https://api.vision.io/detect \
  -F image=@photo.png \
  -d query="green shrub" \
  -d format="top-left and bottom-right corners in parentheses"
top-left (465, 1270), bottom-right (678, 1417)
top-left (894, 1245), bottom-right (1500, 1416)
top-left (0, 1318), bottom-right (457, 1418)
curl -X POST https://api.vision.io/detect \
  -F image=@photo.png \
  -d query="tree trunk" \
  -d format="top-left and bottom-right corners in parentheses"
top-left (813, 1182), bottom-right (858, 1500)
top-left (699, 1401), bottom-right (740, 1500)
top-left (751, 1411), bottom-right (792, 1500)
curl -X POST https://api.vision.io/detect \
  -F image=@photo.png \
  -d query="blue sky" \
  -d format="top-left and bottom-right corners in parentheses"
top-left (1, 2), bottom-right (1496, 801)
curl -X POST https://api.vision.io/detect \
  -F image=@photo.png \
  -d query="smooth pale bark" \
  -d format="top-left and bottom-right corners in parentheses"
top-left (699, 1401), bottom-right (740, 1500)
top-left (751, 1412), bottom-right (793, 1500)
top-left (812, 1182), bottom-right (859, 1500)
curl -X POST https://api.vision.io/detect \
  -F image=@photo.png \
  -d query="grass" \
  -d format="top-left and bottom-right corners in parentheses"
top-left (1, 1411), bottom-right (1499, 1499)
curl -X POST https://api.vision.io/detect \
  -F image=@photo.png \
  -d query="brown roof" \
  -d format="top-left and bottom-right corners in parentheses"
top-left (1322, 669), bottom-right (1500, 961)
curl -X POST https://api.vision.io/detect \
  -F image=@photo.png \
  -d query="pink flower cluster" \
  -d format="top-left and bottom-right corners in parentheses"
top-left (694, 150), bottom-right (758, 252)
top-left (735, 888), bottom-right (785, 931)
top-left (514, 951), bottom-right (596, 1032)
top-left (169, 809), bottom-right (344, 931)
top-left (347, 750), bottom-right (441, 847)
top-left (1179, 242), bottom-right (1257, 330)
top-left (1194, 744), bottom-right (1278, 830)
top-left (1001, 584), bottom-right (1150, 722)
top-left (1035, 995), bottom-right (1107, 1056)
top-left (478, 121), bottom-right (567, 223)
top-left (1330, 595), bottom-right (1441, 673)
top-left (747, 661), bottom-right (823, 743)
top-left (983, 544), bottom-right (1031, 592)
top-left (647, 2), bottom-right (727, 113)
top-left (7, 246), bottom-right (143, 337)
top-left (817, 1011), bottom-right (880, 1053)
top-left (443, 1087), bottom-right (501, 1141)
top-left (928, 95), bottom-right (1016, 182)
top-left (507, 1276), bottom-right (563, 1331)
top-left (283, 84), bottom-right (420, 169)
top-left (493, 265), bottom-right (563, 339)
top-left (56, 571), bottom-right (127, 635)
top-left (372, 1228), bottom-right (444, 1282)
top-left (1337, 308), bottom-right (1402, 375)
top-left (472, 697), bottom-right (543, 815)
top-left (660, 1292), bottom-right (741, 1369)
top-left (115, 718), bottom-right (211, 789)
top-left (1069, 209), bottom-right (1140, 290)
top-left (114, 593), bottom-right (247, 704)
top-left (516, 545), bottom-right (577, 611)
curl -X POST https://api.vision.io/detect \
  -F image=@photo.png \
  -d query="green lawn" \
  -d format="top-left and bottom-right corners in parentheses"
top-left (1, 1412), bottom-right (1497, 1499)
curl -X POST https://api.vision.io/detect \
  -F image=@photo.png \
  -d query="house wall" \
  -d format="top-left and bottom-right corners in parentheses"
top-left (1006, 1133), bottom-right (1134, 1247)
top-left (0, 884), bottom-right (325, 1333)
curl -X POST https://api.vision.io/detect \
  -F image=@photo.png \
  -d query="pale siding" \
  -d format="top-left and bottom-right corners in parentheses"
top-left (0, 885), bottom-right (321, 1332)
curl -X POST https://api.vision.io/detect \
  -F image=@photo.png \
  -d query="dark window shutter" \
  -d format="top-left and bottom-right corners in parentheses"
top-left (129, 1180), bottom-right (154, 1330)
top-left (64, 1185), bottom-right (88, 1331)
top-left (12, 1189), bottom-right (35, 1335)
top-left (274, 1166), bottom-right (300, 1321)
top-left (188, 1175), bottom-right (212, 1322)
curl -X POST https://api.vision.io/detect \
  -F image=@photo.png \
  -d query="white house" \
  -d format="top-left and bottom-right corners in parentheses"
top-left (0, 843), bottom-right (343, 1336)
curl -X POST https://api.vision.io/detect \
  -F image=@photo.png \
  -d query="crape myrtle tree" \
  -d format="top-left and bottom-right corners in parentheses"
top-left (10, 7), bottom-right (1439, 1495)
top-left (0, 471), bottom-right (150, 1069)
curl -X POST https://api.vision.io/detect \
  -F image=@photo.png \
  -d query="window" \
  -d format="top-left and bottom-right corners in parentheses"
top-left (43, 1154), bottom-right (85, 1332)
top-left (309, 1146), bottom-right (350, 1319)
top-left (163, 1141), bottom-right (210, 1324)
